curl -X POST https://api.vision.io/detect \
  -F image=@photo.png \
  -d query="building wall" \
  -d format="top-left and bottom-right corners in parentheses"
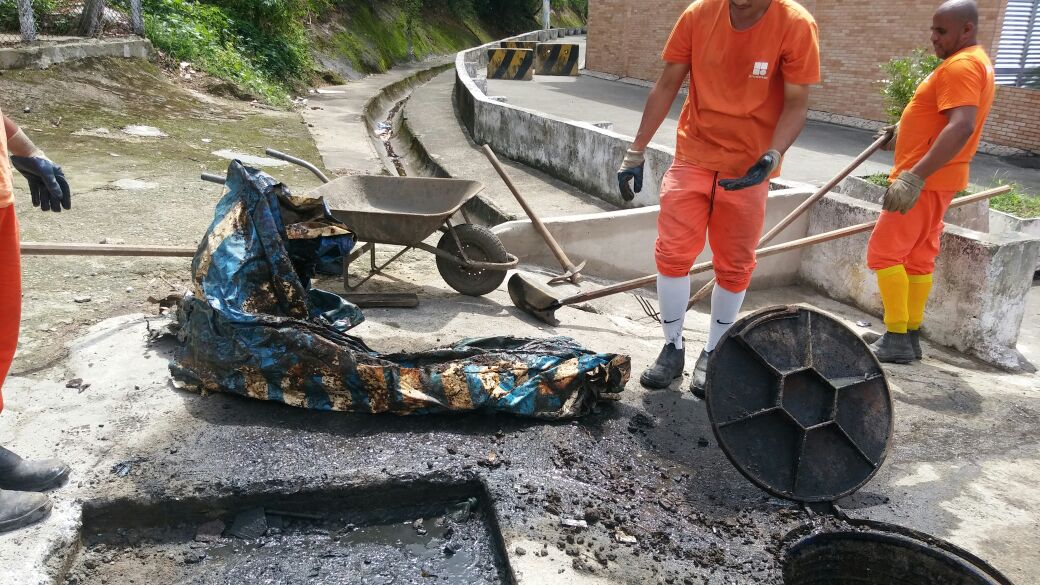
top-left (586, 0), bottom-right (1040, 152)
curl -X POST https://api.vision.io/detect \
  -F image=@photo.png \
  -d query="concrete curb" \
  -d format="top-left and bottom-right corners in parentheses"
top-left (0, 37), bottom-right (153, 70)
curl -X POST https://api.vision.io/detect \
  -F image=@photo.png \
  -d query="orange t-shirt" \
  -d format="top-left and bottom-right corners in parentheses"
top-left (891, 45), bottom-right (995, 192)
top-left (0, 106), bottom-right (12, 209)
top-left (662, 0), bottom-right (820, 177)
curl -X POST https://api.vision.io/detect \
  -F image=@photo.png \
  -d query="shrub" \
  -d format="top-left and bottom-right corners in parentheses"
top-left (989, 183), bottom-right (1040, 218)
top-left (879, 48), bottom-right (940, 123)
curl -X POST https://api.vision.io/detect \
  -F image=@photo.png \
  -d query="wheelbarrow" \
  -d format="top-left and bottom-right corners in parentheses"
top-left (203, 149), bottom-right (518, 297)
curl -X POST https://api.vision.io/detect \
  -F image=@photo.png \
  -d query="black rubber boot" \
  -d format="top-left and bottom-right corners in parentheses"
top-left (0, 446), bottom-right (70, 492)
top-left (0, 489), bottom-right (51, 534)
top-left (689, 350), bottom-right (710, 399)
top-left (639, 343), bottom-right (685, 389)
top-left (908, 329), bottom-right (923, 360)
top-left (869, 332), bottom-right (915, 364)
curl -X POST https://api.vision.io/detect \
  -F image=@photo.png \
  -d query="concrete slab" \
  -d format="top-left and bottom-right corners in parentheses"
top-left (404, 69), bottom-right (615, 223)
top-left (0, 37), bottom-right (152, 70)
top-left (486, 74), bottom-right (1040, 194)
top-left (2, 271), bottom-right (1037, 584)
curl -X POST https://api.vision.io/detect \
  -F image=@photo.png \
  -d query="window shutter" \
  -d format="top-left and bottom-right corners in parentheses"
top-left (994, 0), bottom-right (1040, 86)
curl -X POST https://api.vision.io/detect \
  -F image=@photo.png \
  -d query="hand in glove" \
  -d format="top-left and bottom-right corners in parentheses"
top-left (10, 155), bottom-right (71, 212)
top-left (882, 171), bottom-right (924, 214)
top-left (876, 124), bottom-right (898, 151)
top-left (719, 149), bottom-right (781, 191)
top-left (617, 148), bottom-right (645, 202)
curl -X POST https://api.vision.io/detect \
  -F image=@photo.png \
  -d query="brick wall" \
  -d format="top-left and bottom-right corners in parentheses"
top-left (983, 86), bottom-right (1040, 151)
top-left (586, 0), bottom-right (1040, 152)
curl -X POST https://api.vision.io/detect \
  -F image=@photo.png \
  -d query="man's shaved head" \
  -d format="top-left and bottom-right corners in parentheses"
top-left (936, 0), bottom-right (979, 26)
top-left (931, 0), bottom-right (979, 58)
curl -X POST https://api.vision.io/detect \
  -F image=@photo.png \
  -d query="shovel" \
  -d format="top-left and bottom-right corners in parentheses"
top-left (481, 145), bottom-right (586, 285)
top-left (508, 185), bottom-right (1011, 325)
top-left (681, 130), bottom-right (895, 309)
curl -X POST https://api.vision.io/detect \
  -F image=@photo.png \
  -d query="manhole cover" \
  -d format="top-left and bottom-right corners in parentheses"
top-left (705, 306), bottom-right (893, 503)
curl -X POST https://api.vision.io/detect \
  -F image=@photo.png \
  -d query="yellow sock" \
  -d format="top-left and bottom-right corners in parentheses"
top-left (876, 265), bottom-right (909, 334)
top-left (907, 273), bottom-right (933, 331)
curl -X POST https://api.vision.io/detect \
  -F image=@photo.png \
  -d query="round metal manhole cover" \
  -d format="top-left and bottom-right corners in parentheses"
top-left (705, 306), bottom-right (893, 503)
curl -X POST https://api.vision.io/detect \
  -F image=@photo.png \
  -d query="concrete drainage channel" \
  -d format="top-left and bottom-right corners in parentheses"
top-left (57, 480), bottom-right (513, 584)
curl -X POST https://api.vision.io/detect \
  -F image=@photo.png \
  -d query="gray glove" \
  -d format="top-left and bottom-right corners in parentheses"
top-left (617, 148), bottom-right (645, 202)
top-left (883, 171), bottom-right (924, 214)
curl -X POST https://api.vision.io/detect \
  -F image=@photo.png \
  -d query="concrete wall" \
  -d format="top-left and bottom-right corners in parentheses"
top-left (0, 38), bottom-right (153, 70)
top-left (585, 0), bottom-right (1040, 153)
top-left (840, 176), bottom-right (991, 233)
top-left (493, 188), bottom-right (814, 288)
top-left (456, 29), bottom-right (675, 208)
top-left (799, 193), bottom-right (1040, 371)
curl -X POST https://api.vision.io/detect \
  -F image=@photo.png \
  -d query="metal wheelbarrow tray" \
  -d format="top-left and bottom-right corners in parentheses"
top-left (309, 175), bottom-right (519, 296)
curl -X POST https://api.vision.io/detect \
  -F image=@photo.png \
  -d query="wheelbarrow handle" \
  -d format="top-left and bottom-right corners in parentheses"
top-left (201, 172), bottom-right (226, 184)
top-left (265, 148), bottom-right (331, 184)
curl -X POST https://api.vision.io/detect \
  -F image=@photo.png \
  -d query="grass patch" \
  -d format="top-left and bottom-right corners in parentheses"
top-left (864, 172), bottom-right (890, 187)
top-left (989, 184), bottom-right (1040, 218)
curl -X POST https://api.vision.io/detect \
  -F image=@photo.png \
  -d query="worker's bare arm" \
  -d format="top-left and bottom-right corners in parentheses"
top-left (909, 105), bottom-right (977, 179)
top-left (631, 62), bottom-right (691, 151)
top-left (769, 82), bottom-right (811, 155)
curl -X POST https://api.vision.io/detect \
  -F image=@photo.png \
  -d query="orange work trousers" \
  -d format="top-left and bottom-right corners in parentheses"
top-left (867, 190), bottom-right (956, 274)
top-left (0, 205), bottom-right (20, 413)
top-left (655, 160), bottom-right (769, 292)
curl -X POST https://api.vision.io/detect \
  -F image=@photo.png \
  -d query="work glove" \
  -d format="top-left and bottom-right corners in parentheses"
top-left (876, 124), bottom-right (898, 151)
top-left (10, 155), bottom-right (71, 212)
top-left (719, 149), bottom-right (781, 191)
top-left (617, 148), bottom-right (645, 202)
top-left (882, 171), bottom-right (924, 214)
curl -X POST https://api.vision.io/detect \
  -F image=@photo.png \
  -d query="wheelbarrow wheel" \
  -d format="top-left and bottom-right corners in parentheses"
top-left (436, 224), bottom-right (509, 296)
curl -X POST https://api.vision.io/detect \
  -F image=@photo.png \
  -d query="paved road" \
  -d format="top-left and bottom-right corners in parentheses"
top-left (488, 74), bottom-right (1040, 193)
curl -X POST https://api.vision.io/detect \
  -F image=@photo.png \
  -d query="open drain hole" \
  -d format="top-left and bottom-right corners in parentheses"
top-left (63, 480), bottom-right (512, 585)
top-left (783, 531), bottom-right (1009, 585)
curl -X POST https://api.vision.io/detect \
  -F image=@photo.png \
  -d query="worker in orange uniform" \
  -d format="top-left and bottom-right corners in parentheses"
top-left (0, 112), bottom-right (73, 534)
top-left (617, 0), bottom-right (820, 395)
top-left (867, 0), bottom-right (995, 364)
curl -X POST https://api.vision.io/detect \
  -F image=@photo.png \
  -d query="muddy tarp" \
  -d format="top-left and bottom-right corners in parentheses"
top-left (171, 162), bottom-right (629, 419)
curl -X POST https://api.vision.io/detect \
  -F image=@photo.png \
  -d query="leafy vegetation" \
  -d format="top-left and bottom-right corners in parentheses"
top-left (0, 0), bottom-right (57, 32)
top-left (879, 48), bottom-right (941, 123)
top-left (131, 0), bottom-right (583, 107)
top-left (865, 172), bottom-right (890, 187)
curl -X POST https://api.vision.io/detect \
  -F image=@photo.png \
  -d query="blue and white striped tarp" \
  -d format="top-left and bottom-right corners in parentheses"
top-left (171, 162), bottom-right (629, 419)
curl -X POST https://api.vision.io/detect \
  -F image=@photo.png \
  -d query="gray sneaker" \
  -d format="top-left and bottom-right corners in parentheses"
top-left (640, 343), bottom-right (685, 389)
top-left (689, 349), bottom-right (710, 399)
top-left (869, 332), bottom-right (915, 364)
top-left (908, 329), bottom-right (922, 360)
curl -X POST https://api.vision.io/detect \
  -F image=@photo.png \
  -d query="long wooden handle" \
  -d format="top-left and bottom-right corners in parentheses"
top-left (481, 144), bottom-right (580, 274)
top-left (688, 130), bottom-right (893, 305)
top-left (20, 243), bottom-right (197, 257)
top-left (555, 184), bottom-right (1009, 308)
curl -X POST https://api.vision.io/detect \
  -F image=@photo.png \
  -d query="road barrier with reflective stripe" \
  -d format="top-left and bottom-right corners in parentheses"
top-left (535, 43), bottom-right (580, 76)
top-left (487, 48), bottom-right (535, 80)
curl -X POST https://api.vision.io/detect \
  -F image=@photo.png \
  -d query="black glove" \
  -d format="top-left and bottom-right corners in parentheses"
top-left (617, 148), bottom-right (645, 202)
top-left (10, 155), bottom-right (71, 212)
top-left (719, 149), bottom-right (781, 191)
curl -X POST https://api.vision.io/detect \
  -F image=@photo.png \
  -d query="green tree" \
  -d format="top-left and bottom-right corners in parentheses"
top-left (401, 0), bottom-right (422, 59)
top-left (879, 48), bottom-right (941, 123)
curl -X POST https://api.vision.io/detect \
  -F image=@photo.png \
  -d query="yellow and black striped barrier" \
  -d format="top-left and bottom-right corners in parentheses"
top-left (487, 48), bottom-right (535, 80)
top-left (535, 43), bottom-right (580, 76)
top-left (500, 41), bottom-right (538, 50)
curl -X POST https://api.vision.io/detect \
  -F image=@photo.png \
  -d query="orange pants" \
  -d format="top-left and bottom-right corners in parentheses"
top-left (0, 205), bottom-right (20, 413)
top-left (867, 190), bottom-right (956, 274)
top-left (655, 160), bottom-right (769, 292)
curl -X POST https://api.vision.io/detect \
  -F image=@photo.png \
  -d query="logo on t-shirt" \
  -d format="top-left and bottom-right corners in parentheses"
top-left (751, 61), bottom-right (769, 79)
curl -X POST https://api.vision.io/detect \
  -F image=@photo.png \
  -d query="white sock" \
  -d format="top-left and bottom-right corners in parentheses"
top-left (657, 274), bottom-right (690, 350)
top-left (706, 285), bottom-right (746, 352)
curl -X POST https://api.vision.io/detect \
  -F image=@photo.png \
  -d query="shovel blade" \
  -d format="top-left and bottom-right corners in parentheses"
top-left (508, 273), bottom-right (563, 326)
